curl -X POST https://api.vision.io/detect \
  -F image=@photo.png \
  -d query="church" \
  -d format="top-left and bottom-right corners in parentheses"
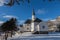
top-left (20, 9), bottom-right (49, 34)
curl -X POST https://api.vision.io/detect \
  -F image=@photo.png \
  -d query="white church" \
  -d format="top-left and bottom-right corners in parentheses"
top-left (20, 9), bottom-right (49, 34)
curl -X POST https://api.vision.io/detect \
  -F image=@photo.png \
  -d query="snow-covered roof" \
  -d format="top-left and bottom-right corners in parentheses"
top-left (24, 18), bottom-right (42, 24)
top-left (57, 16), bottom-right (60, 19)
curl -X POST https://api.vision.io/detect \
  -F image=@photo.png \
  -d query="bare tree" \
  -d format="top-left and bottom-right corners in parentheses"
top-left (4, 0), bottom-right (30, 6)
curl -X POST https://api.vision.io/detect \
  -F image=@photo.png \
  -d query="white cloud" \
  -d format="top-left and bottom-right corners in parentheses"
top-left (3, 15), bottom-right (18, 19)
top-left (36, 9), bottom-right (48, 14)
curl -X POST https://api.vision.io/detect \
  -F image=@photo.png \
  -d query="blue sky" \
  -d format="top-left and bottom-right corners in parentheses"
top-left (0, 0), bottom-right (60, 24)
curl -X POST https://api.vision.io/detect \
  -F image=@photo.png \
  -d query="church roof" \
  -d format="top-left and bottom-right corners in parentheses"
top-left (24, 18), bottom-right (42, 24)
top-left (20, 25), bottom-right (23, 27)
top-left (24, 19), bottom-right (32, 24)
top-left (34, 18), bottom-right (42, 22)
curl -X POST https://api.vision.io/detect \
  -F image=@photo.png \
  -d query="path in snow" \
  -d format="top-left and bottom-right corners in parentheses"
top-left (7, 32), bottom-right (60, 40)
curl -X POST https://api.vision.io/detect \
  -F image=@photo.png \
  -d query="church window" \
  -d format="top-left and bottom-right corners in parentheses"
top-left (27, 28), bottom-right (29, 30)
top-left (42, 26), bottom-right (45, 29)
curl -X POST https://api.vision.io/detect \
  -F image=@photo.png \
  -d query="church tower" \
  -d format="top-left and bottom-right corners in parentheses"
top-left (31, 9), bottom-right (36, 32)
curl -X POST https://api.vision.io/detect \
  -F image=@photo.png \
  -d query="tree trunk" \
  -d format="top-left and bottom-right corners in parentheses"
top-left (5, 32), bottom-right (7, 40)
top-left (11, 31), bottom-right (13, 37)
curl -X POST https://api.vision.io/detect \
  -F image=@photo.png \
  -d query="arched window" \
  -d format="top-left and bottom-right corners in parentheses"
top-left (42, 26), bottom-right (45, 29)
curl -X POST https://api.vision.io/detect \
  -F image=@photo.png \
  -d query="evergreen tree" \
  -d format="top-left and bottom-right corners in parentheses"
top-left (1, 18), bottom-right (18, 40)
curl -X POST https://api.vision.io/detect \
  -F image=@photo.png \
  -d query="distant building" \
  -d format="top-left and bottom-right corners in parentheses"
top-left (47, 16), bottom-right (60, 32)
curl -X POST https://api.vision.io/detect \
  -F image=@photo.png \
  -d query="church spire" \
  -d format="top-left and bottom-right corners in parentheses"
top-left (32, 8), bottom-right (35, 22)
top-left (32, 9), bottom-right (35, 15)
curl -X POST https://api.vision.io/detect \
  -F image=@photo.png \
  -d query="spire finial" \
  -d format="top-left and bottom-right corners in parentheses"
top-left (32, 8), bottom-right (35, 15)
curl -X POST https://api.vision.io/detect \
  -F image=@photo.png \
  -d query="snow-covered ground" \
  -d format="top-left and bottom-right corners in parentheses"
top-left (7, 32), bottom-right (60, 40)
